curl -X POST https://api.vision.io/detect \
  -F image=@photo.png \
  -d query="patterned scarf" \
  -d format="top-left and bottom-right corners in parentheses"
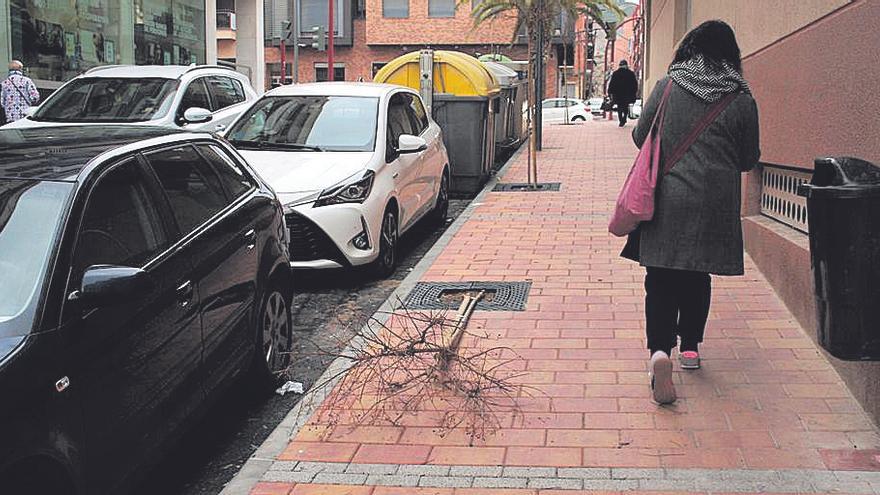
top-left (668, 54), bottom-right (750, 103)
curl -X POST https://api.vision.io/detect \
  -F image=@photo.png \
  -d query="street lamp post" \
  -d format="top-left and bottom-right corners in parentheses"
top-left (327, 0), bottom-right (335, 81)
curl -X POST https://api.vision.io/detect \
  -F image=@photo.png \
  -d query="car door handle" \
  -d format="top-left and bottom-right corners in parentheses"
top-left (244, 229), bottom-right (257, 250)
top-left (176, 280), bottom-right (194, 307)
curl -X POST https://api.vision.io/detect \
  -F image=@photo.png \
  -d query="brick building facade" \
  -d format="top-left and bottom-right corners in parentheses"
top-left (261, 0), bottom-right (560, 97)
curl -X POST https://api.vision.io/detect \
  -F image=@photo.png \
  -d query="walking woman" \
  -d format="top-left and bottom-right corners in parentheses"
top-left (622, 20), bottom-right (760, 404)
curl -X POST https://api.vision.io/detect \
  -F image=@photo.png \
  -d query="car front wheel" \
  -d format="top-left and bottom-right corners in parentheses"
top-left (371, 208), bottom-right (398, 278)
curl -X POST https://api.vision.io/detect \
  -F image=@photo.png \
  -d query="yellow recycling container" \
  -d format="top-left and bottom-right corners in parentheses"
top-left (375, 50), bottom-right (500, 196)
top-left (374, 50), bottom-right (500, 97)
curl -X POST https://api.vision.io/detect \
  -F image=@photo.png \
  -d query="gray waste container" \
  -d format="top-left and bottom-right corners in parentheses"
top-left (433, 93), bottom-right (498, 196)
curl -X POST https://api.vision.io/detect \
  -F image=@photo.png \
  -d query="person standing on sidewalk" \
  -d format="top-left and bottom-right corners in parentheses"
top-left (607, 60), bottom-right (638, 127)
top-left (621, 20), bottom-right (760, 404)
top-left (1, 60), bottom-right (40, 125)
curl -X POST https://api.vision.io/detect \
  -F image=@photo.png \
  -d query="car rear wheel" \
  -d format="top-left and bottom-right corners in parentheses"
top-left (572, 115), bottom-right (586, 122)
top-left (429, 171), bottom-right (449, 227)
top-left (251, 284), bottom-right (293, 390)
top-left (371, 208), bottom-right (398, 278)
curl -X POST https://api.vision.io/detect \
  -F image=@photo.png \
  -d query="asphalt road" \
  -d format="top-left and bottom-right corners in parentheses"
top-left (134, 198), bottom-right (470, 495)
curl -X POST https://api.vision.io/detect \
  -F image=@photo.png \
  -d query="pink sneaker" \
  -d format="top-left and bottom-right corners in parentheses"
top-left (649, 351), bottom-right (676, 405)
top-left (680, 351), bottom-right (701, 370)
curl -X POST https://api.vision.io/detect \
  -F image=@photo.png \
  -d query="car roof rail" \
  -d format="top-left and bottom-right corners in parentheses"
top-left (84, 65), bottom-right (125, 74)
top-left (183, 64), bottom-right (238, 75)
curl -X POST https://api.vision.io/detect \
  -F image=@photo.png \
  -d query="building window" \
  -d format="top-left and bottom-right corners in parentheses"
top-left (383, 0), bottom-right (408, 18)
top-left (371, 62), bottom-right (387, 78)
top-left (299, 0), bottom-right (344, 36)
top-left (429, 0), bottom-right (455, 17)
top-left (315, 65), bottom-right (345, 82)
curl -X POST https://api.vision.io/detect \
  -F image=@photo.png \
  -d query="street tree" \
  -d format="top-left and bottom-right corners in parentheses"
top-left (468, 0), bottom-right (623, 182)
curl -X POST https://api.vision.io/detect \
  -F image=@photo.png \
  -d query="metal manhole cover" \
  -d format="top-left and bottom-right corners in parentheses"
top-left (404, 281), bottom-right (531, 311)
top-left (493, 182), bottom-right (561, 192)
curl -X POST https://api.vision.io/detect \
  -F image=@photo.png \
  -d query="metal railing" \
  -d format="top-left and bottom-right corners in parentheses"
top-left (760, 164), bottom-right (812, 233)
top-left (217, 10), bottom-right (236, 30)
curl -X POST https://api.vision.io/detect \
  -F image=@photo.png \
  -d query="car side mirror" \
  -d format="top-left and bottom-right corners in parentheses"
top-left (397, 134), bottom-right (428, 154)
top-left (77, 265), bottom-right (154, 307)
top-left (182, 107), bottom-right (213, 124)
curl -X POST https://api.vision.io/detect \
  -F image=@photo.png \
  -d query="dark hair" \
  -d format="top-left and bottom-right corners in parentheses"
top-left (671, 20), bottom-right (742, 73)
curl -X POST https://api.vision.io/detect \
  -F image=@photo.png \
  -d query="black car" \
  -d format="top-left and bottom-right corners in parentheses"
top-left (0, 126), bottom-right (293, 493)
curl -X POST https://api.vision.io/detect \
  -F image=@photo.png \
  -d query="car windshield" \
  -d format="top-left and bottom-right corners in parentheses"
top-left (227, 96), bottom-right (379, 152)
top-left (32, 77), bottom-right (179, 122)
top-left (0, 179), bottom-right (72, 338)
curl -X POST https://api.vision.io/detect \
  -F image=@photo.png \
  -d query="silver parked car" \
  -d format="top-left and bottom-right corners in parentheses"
top-left (2, 65), bottom-right (258, 133)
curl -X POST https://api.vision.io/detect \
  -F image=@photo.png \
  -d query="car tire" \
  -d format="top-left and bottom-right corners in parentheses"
top-left (371, 208), bottom-right (398, 279)
top-left (428, 171), bottom-right (449, 227)
top-left (572, 115), bottom-right (586, 122)
top-left (250, 283), bottom-right (293, 391)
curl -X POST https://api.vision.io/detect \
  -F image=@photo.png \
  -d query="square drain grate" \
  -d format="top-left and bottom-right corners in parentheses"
top-left (404, 281), bottom-right (532, 311)
top-left (493, 182), bottom-right (561, 192)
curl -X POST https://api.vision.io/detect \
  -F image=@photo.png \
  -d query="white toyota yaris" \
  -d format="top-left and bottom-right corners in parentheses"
top-left (224, 82), bottom-right (450, 277)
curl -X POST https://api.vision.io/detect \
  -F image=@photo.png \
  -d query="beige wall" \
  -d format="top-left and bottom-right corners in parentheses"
top-left (645, 0), bottom-right (850, 90)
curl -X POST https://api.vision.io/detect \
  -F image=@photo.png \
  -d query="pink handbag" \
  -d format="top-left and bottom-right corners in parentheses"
top-left (608, 82), bottom-right (737, 237)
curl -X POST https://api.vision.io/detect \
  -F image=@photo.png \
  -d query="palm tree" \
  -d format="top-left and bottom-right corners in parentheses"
top-left (469, 0), bottom-right (624, 182)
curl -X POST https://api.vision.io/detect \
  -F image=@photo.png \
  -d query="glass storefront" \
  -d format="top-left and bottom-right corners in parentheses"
top-left (6, 0), bottom-right (206, 86)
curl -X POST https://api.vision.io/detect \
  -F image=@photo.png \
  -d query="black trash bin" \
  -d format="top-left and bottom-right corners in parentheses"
top-left (797, 157), bottom-right (880, 360)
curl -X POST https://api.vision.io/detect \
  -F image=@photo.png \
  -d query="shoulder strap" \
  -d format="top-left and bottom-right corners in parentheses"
top-left (6, 76), bottom-right (32, 102)
top-left (662, 91), bottom-right (739, 174)
top-left (648, 81), bottom-right (674, 134)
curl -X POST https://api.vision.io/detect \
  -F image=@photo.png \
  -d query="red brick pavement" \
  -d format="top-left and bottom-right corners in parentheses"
top-left (256, 121), bottom-right (880, 493)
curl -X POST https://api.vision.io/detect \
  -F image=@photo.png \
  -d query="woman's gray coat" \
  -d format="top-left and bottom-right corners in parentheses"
top-left (622, 77), bottom-right (761, 276)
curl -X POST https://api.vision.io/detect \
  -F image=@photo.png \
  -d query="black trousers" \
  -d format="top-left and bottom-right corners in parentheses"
top-left (617, 106), bottom-right (629, 126)
top-left (644, 267), bottom-right (711, 356)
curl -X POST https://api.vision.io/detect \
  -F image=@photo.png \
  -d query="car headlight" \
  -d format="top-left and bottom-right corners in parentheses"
top-left (314, 170), bottom-right (375, 207)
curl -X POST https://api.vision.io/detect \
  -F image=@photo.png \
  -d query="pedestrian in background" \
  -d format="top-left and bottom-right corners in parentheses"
top-left (607, 60), bottom-right (638, 127)
top-left (1, 60), bottom-right (40, 124)
top-left (621, 20), bottom-right (760, 404)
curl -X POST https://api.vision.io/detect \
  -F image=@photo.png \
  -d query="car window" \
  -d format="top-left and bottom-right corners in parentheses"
top-left (226, 96), bottom-right (380, 152)
top-left (178, 78), bottom-right (213, 117)
top-left (387, 93), bottom-right (415, 147)
top-left (0, 179), bottom-right (72, 338)
top-left (197, 144), bottom-right (256, 200)
top-left (207, 76), bottom-right (246, 110)
top-left (145, 146), bottom-right (229, 236)
top-left (74, 159), bottom-right (169, 276)
top-left (406, 94), bottom-right (429, 134)
top-left (32, 77), bottom-right (179, 122)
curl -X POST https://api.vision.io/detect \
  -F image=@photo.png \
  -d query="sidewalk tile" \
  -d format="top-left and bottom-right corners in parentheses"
top-left (428, 446), bottom-right (506, 465)
top-left (251, 482), bottom-right (294, 495)
top-left (506, 446), bottom-right (581, 467)
top-left (352, 444), bottom-right (432, 465)
top-left (279, 442), bottom-right (360, 463)
top-left (289, 485), bottom-right (373, 494)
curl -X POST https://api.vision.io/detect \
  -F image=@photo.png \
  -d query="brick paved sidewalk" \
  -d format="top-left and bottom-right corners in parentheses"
top-left (251, 121), bottom-right (880, 494)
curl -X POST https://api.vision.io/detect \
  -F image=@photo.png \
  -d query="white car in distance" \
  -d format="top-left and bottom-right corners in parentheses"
top-left (225, 83), bottom-right (450, 277)
top-left (541, 98), bottom-right (590, 124)
top-left (3, 65), bottom-right (257, 133)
